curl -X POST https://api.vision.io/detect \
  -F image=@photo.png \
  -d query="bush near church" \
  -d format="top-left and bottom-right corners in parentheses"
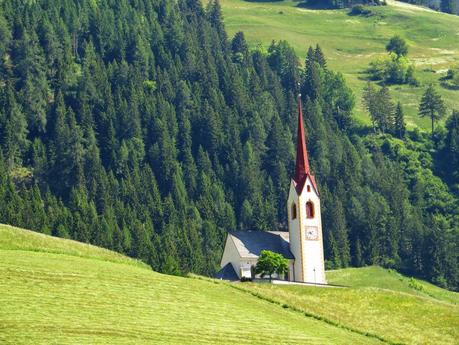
top-left (255, 250), bottom-right (289, 282)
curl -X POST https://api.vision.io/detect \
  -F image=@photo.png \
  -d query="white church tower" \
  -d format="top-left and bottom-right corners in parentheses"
top-left (287, 95), bottom-right (326, 284)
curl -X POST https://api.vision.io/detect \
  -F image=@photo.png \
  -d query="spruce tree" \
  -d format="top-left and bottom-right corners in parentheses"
top-left (419, 84), bottom-right (446, 136)
top-left (303, 46), bottom-right (322, 101)
top-left (363, 82), bottom-right (378, 132)
top-left (394, 102), bottom-right (406, 139)
top-left (377, 85), bottom-right (394, 134)
top-left (314, 44), bottom-right (327, 69)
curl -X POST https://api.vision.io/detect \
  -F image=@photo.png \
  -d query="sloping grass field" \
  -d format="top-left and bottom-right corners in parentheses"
top-left (242, 266), bottom-right (459, 345)
top-left (1, 224), bottom-right (457, 344)
top-left (218, 0), bottom-right (459, 130)
top-left (0, 224), bottom-right (382, 345)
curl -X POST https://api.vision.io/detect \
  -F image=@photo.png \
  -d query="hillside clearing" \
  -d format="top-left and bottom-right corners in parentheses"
top-left (219, 0), bottom-right (459, 130)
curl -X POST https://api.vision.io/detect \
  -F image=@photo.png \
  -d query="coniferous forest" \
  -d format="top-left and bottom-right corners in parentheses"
top-left (0, 0), bottom-right (457, 289)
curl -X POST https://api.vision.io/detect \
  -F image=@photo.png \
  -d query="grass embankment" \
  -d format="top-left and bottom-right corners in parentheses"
top-left (219, 0), bottom-right (459, 129)
top-left (242, 266), bottom-right (459, 345)
top-left (0, 224), bottom-right (382, 345)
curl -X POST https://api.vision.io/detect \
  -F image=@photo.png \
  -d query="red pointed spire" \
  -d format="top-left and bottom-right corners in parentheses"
top-left (293, 95), bottom-right (318, 195)
top-left (294, 94), bottom-right (310, 184)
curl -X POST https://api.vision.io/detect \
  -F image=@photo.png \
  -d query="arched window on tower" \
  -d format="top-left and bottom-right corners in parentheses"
top-left (306, 201), bottom-right (314, 219)
top-left (291, 203), bottom-right (297, 220)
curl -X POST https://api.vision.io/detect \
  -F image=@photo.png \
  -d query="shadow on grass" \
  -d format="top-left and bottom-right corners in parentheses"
top-left (295, 1), bottom-right (336, 10)
top-left (440, 81), bottom-right (459, 91)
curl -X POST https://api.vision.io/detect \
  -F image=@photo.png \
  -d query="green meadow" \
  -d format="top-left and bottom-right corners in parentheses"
top-left (243, 266), bottom-right (459, 345)
top-left (0, 224), bottom-right (382, 345)
top-left (1, 224), bottom-right (458, 344)
top-left (218, 0), bottom-right (459, 129)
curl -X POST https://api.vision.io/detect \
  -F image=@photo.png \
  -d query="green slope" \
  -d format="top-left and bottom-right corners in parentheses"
top-left (242, 266), bottom-right (459, 345)
top-left (219, 0), bottom-right (459, 130)
top-left (0, 225), bottom-right (382, 345)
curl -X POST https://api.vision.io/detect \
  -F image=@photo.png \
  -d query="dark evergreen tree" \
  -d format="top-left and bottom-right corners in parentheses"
top-left (419, 84), bottom-right (446, 136)
top-left (441, 0), bottom-right (457, 13)
top-left (394, 102), bottom-right (406, 139)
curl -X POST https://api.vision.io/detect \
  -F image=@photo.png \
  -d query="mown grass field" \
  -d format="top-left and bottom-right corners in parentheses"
top-left (243, 266), bottom-right (459, 345)
top-left (1, 224), bottom-right (458, 344)
top-left (0, 224), bottom-right (382, 345)
top-left (218, 0), bottom-right (459, 130)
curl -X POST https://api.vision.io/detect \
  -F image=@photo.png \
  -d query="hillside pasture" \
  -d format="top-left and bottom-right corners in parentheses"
top-left (242, 266), bottom-right (459, 345)
top-left (0, 225), bottom-right (382, 345)
top-left (219, 0), bottom-right (459, 129)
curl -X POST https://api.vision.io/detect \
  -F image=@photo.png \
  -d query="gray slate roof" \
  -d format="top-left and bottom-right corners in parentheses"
top-left (215, 263), bottom-right (239, 281)
top-left (228, 231), bottom-right (294, 260)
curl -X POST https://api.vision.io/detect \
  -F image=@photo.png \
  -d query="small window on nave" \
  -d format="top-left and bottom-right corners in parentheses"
top-left (306, 201), bottom-right (314, 219)
top-left (291, 203), bottom-right (297, 220)
top-left (307, 185), bottom-right (311, 192)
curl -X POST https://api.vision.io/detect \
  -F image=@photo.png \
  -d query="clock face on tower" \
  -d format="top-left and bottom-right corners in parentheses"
top-left (305, 226), bottom-right (318, 240)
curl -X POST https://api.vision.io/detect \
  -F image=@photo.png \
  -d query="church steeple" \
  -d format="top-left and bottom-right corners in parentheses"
top-left (293, 95), bottom-right (318, 195)
top-left (294, 94), bottom-right (310, 185)
top-left (287, 95), bottom-right (326, 284)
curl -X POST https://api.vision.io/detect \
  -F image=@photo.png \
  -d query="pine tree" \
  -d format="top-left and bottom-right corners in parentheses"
top-left (377, 85), bottom-right (394, 134)
top-left (0, 13), bottom-right (11, 59)
top-left (419, 84), bottom-right (446, 136)
top-left (303, 46), bottom-right (322, 101)
top-left (394, 102), bottom-right (406, 139)
top-left (363, 82), bottom-right (378, 132)
top-left (363, 83), bottom-right (394, 133)
top-left (443, 110), bottom-right (459, 183)
top-left (16, 32), bottom-right (49, 135)
top-left (231, 31), bottom-right (249, 64)
top-left (314, 44), bottom-right (327, 69)
top-left (331, 197), bottom-right (351, 267)
top-left (0, 83), bottom-right (29, 168)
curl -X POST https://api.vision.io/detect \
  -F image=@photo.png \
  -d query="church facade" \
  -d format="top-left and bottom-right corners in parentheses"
top-left (217, 96), bottom-right (327, 284)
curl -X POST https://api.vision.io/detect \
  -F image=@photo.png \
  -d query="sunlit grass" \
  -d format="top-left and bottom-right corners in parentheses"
top-left (242, 266), bottom-right (459, 345)
top-left (219, 0), bottom-right (459, 130)
top-left (0, 225), bottom-right (382, 345)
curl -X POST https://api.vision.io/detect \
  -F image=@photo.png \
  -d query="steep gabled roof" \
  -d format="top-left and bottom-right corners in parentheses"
top-left (215, 263), bottom-right (239, 281)
top-left (228, 231), bottom-right (294, 260)
top-left (293, 95), bottom-right (319, 195)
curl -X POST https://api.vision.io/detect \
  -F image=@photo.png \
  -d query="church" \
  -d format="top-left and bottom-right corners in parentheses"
top-left (216, 96), bottom-right (327, 284)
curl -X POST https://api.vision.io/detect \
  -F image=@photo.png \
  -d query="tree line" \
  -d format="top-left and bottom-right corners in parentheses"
top-left (397, 0), bottom-right (459, 15)
top-left (0, 0), bottom-right (457, 289)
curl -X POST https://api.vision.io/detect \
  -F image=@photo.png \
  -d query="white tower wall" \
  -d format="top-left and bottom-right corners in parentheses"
top-left (287, 177), bottom-right (326, 284)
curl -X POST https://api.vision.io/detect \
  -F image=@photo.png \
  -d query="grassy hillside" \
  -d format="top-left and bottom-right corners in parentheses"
top-left (0, 224), bottom-right (383, 345)
top-left (243, 266), bottom-right (459, 345)
top-left (1, 225), bottom-right (458, 344)
top-left (218, 0), bottom-right (459, 129)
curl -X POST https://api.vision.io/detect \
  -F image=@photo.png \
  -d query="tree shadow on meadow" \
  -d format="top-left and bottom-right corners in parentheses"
top-left (243, 0), bottom-right (333, 9)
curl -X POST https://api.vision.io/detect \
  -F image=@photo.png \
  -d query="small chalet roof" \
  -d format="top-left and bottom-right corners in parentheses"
top-left (215, 263), bottom-right (239, 281)
top-left (228, 231), bottom-right (294, 260)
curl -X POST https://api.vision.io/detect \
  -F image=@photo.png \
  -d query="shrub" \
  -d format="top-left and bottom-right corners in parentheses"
top-left (367, 55), bottom-right (417, 85)
top-left (367, 57), bottom-right (387, 81)
top-left (408, 278), bottom-right (424, 292)
top-left (453, 73), bottom-right (459, 88)
top-left (446, 68), bottom-right (455, 80)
